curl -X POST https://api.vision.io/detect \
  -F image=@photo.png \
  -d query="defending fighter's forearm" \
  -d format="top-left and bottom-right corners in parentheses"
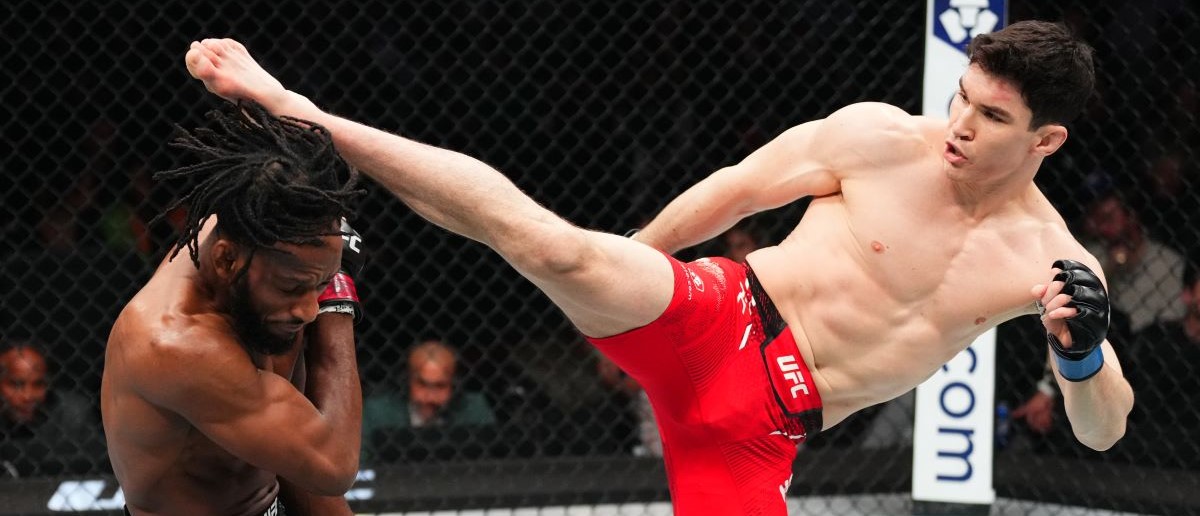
top-left (1055, 344), bottom-right (1133, 451)
top-left (303, 311), bottom-right (362, 471)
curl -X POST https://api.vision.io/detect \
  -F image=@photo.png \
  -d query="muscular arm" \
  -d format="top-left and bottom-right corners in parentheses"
top-left (634, 121), bottom-right (838, 253)
top-left (1051, 341), bottom-right (1133, 450)
top-left (138, 311), bottom-right (361, 496)
top-left (1034, 251), bottom-right (1133, 451)
top-left (634, 102), bottom-right (917, 253)
top-left (277, 315), bottom-right (359, 514)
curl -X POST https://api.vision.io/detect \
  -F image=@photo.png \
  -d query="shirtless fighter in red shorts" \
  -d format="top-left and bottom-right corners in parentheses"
top-left (184, 20), bottom-right (1132, 515)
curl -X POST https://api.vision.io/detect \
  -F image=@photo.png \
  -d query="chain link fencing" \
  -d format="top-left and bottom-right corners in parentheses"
top-left (1, 0), bottom-right (1197, 514)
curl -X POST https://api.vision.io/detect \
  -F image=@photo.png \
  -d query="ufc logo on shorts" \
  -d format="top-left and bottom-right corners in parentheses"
top-left (776, 355), bottom-right (809, 398)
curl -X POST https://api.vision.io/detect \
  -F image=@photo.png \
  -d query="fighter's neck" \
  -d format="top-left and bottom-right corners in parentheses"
top-left (944, 172), bottom-right (1038, 221)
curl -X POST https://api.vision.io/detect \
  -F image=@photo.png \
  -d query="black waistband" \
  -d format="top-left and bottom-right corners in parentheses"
top-left (747, 262), bottom-right (824, 436)
top-left (746, 264), bottom-right (785, 339)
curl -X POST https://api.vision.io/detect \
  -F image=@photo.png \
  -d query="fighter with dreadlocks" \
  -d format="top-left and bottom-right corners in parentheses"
top-left (101, 102), bottom-right (367, 516)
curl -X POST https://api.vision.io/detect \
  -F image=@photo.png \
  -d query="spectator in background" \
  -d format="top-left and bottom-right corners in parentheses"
top-left (1139, 151), bottom-right (1200, 258)
top-left (98, 161), bottom-right (156, 257)
top-left (719, 224), bottom-right (762, 264)
top-left (35, 118), bottom-right (120, 253)
top-left (0, 339), bottom-right (102, 478)
top-left (362, 339), bottom-right (495, 462)
top-left (1082, 191), bottom-right (1186, 334)
top-left (1124, 257), bottom-right (1200, 467)
top-left (35, 172), bottom-right (98, 252)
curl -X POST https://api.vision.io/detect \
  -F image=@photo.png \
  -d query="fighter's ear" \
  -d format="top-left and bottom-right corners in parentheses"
top-left (1033, 124), bottom-right (1068, 157)
top-left (210, 238), bottom-right (245, 282)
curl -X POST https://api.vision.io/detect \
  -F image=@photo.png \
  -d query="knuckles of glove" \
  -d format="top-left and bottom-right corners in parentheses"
top-left (1047, 259), bottom-right (1109, 359)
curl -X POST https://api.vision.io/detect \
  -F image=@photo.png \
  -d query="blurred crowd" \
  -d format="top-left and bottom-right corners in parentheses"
top-left (2, 1), bottom-right (1197, 484)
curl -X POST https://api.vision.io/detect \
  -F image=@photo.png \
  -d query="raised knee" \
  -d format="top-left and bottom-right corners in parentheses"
top-left (506, 222), bottom-right (594, 277)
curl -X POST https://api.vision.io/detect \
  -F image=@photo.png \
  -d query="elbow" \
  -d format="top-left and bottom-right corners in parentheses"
top-left (1076, 423), bottom-right (1125, 452)
top-left (1072, 373), bottom-right (1134, 452)
top-left (297, 450), bottom-right (359, 496)
top-left (306, 457), bottom-right (359, 496)
top-left (1074, 406), bottom-right (1130, 452)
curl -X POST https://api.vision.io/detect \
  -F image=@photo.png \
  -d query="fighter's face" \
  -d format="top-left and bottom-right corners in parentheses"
top-left (229, 236), bottom-right (342, 356)
top-left (1085, 197), bottom-right (1135, 244)
top-left (0, 349), bottom-right (48, 425)
top-left (944, 65), bottom-right (1060, 178)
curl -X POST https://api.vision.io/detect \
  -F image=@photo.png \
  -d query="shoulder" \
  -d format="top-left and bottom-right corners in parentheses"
top-left (776, 102), bottom-right (918, 145)
top-left (138, 313), bottom-right (238, 364)
top-left (820, 102), bottom-right (921, 133)
top-left (450, 392), bottom-right (496, 424)
top-left (125, 313), bottom-right (257, 405)
top-left (1035, 225), bottom-right (1108, 287)
top-left (1012, 190), bottom-right (1104, 272)
top-left (825, 101), bottom-right (912, 122)
top-left (819, 102), bottom-right (920, 137)
top-left (815, 102), bottom-right (930, 167)
top-left (1035, 220), bottom-right (1101, 267)
top-left (363, 394), bottom-right (413, 429)
top-left (457, 391), bottom-right (493, 411)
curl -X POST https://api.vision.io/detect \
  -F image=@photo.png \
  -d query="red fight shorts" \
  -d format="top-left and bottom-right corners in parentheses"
top-left (587, 255), bottom-right (823, 516)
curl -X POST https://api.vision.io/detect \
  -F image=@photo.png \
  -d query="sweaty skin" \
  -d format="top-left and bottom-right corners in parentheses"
top-left (102, 219), bottom-right (360, 516)
top-left (183, 39), bottom-right (1131, 453)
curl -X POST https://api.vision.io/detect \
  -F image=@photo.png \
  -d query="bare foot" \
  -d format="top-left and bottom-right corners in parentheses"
top-left (185, 39), bottom-right (289, 110)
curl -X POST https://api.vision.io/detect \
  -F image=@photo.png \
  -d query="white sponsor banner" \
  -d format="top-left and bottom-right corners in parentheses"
top-left (913, 0), bottom-right (1005, 506)
top-left (913, 340), bottom-right (997, 504)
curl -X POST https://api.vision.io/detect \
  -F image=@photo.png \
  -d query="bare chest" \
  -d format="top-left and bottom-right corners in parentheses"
top-left (874, 228), bottom-right (1028, 319)
top-left (179, 432), bottom-right (273, 487)
top-left (787, 194), bottom-right (1043, 347)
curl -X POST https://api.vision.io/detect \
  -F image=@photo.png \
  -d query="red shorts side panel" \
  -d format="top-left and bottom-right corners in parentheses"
top-left (587, 256), bottom-right (823, 516)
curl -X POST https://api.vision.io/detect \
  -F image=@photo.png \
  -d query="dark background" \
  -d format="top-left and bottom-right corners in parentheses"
top-left (2, 0), bottom-right (1197, 514)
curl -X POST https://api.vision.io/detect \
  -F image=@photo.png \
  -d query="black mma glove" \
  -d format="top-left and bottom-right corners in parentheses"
top-left (1042, 259), bottom-right (1108, 382)
top-left (318, 218), bottom-right (365, 322)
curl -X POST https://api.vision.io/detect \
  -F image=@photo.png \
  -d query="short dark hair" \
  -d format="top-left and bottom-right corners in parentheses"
top-left (967, 20), bottom-right (1095, 128)
top-left (155, 102), bottom-right (365, 266)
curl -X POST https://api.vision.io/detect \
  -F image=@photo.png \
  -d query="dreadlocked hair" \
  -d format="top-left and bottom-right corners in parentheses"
top-left (153, 101), bottom-right (365, 266)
